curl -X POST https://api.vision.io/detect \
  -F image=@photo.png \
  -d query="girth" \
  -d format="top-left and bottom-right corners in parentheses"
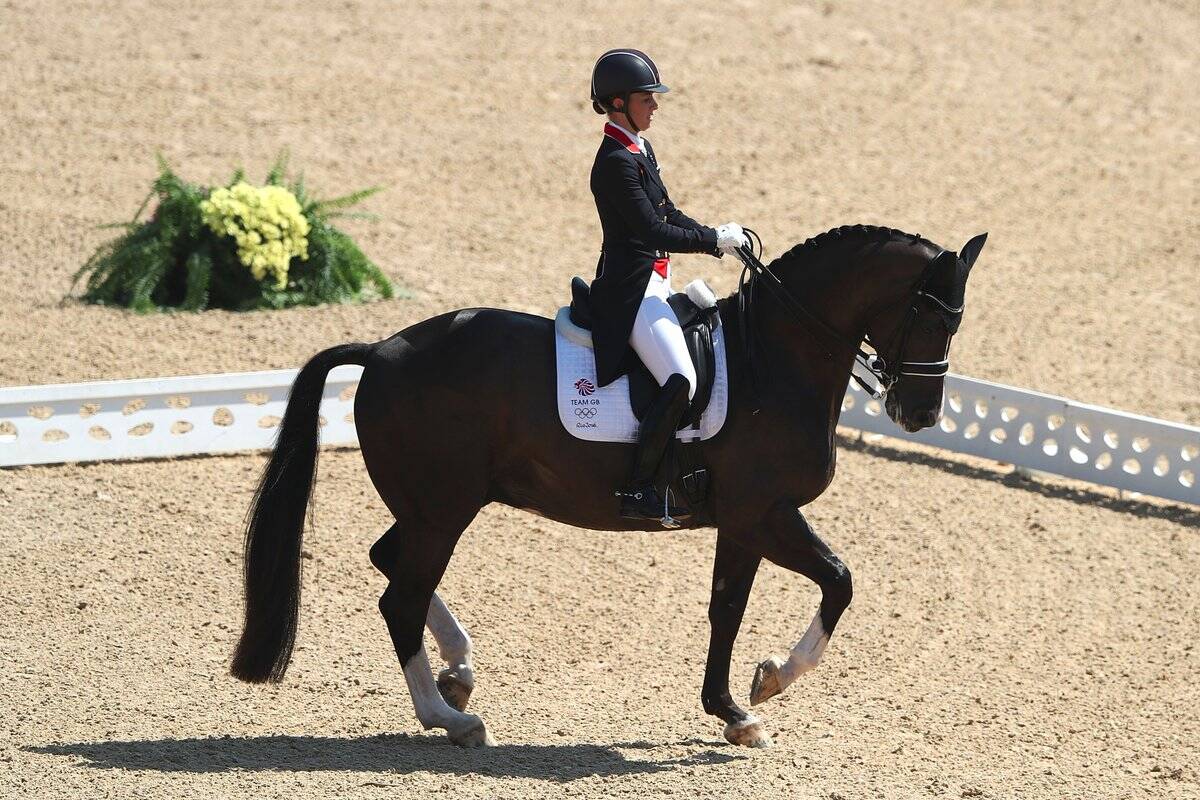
top-left (569, 276), bottom-right (718, 429)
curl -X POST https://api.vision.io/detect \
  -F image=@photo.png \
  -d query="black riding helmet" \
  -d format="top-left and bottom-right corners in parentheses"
top-left (590, 49), bottom-right (669, 132)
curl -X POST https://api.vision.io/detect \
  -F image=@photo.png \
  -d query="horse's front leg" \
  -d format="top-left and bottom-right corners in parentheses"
top-left (747, 502), bottom-right (853, 706)
top-left (702, 532), bottom-right (772, 747)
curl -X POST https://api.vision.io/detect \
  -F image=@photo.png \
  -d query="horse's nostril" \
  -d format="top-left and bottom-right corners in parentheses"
top-left (916, 409), bottom-right (938, 428)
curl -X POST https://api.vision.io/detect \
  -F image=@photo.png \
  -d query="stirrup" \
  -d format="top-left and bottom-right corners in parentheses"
top-left (616, 485), bottom-right (690, 528)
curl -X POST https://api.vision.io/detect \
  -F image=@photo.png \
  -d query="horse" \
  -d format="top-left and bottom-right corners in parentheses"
top-left (229, 224), bottom-right (987, 749)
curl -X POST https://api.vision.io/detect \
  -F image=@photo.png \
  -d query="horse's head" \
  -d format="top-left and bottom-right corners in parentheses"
top-left (868, 233), bottom-right (987, 433)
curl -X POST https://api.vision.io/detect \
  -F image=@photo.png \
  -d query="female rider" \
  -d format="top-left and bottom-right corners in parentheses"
top-left (588, 49), bottom-right (749, 524)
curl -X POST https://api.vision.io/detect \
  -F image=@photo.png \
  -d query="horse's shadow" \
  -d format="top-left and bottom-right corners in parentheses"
top-left (26, 733), bottom-right (744, 781)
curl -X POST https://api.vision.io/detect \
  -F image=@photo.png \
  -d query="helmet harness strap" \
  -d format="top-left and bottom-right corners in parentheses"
top-left (611, 93), bottom-right (639, 134)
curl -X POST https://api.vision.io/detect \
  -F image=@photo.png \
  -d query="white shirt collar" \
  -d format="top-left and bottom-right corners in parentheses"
top-left (606, 120), bottom-right (645, 154)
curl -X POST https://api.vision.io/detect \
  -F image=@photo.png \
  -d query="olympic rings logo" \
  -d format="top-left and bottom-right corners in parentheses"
top-left (575, 407), bottom-right (598, 418)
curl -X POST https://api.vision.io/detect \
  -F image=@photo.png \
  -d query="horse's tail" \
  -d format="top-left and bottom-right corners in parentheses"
top-left (230, 342), bottom-right (374, 683)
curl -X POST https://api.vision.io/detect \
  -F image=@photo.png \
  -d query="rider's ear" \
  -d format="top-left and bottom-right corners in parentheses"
top-left (959, 233), bottom-right (988, 271)
top-left (611, 96), bottom-right (624, 111)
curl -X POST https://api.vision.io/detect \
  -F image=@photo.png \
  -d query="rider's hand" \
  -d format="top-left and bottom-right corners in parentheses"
top-left (716, 222), bottom-right (750, 255)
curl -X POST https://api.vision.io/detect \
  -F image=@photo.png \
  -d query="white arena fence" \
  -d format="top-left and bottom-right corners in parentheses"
top-left (0, 367), bottom-right (362, 467)
top-left (839, 374), bottom-right (1197, 506)
top-left (0, 368), bottom-right (1196, 507)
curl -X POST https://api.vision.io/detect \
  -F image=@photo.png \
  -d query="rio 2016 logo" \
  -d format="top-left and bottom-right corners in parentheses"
top-left (575, 378), bottom-right (595, 396)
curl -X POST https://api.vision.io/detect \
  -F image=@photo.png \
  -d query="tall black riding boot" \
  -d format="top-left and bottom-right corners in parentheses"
top-left (616, 373), bottom-right (692, 526)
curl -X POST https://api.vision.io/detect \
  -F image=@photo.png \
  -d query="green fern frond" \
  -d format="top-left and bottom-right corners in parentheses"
top-left (129, 187), bottom-right (155, 224)
top-left (321, 211), bottom-right (380, 222)
top-left (128, 250), bottom-right (170, 312)
top-left (308, 186), bottom-right (383, 216)
top-left (265, 150), bottom-right (290, 186)
top-left (290, 172), bottom-right (307, 206)
top-left (182, 246), bottom-right (213, 311)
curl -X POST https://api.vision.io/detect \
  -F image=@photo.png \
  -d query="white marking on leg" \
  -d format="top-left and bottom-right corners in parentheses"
top-left (426, 592), bottom-right (473, 669)
top-left (426, 592), bottom-right (476, 711)
top-left (402, 646), bottom-right (494, 746)
top-left (778, 611), bottom-right (829, 690)
top-left (402, 645), bottom-right (475, 730)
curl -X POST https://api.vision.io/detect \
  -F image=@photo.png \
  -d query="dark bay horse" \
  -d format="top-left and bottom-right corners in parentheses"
top-left (230, 225), bottom-right (986, 748)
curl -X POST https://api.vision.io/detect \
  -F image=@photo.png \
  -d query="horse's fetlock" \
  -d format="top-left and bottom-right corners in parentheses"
top-left (701, 690), bottom-right (734, 717)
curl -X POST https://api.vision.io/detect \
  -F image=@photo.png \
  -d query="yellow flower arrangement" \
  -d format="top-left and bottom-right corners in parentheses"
top-left (73, 155), bottom-right (392, 312)
top-left (199, 182), bottom-right (310, 288)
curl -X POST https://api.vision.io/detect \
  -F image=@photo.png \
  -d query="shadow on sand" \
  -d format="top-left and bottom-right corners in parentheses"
top-left (839, 433), bottom-right (1200, 529)
top-left (26, 733), bottom-right (745, 780)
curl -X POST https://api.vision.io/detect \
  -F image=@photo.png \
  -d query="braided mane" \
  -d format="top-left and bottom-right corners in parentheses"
top-left (771, 224), bottom-right (938, 268)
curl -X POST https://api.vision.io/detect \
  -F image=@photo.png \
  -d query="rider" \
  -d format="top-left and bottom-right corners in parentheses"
top-left (588, 48), bottom-right (749, 524)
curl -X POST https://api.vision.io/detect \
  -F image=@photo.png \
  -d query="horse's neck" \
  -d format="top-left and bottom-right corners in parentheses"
top-left (800, 244), bottom-right (927, 338)
top-left (720, 287), bottom-right (857, 421)
top-left (745, 242), bottom-right (929, 410)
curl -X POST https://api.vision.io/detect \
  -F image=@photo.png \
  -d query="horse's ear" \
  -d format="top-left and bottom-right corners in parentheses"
top-left (960, 232), bottom-right (988, 271)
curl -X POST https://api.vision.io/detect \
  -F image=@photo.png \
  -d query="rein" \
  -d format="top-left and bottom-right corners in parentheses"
top-left (733, 232), bottom-right (962, 403)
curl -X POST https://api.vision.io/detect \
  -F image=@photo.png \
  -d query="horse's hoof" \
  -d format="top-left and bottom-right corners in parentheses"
top-left (447, 715), bottom-right (495, 748)
top-left (724, 716), bottom-right (773, 748)
top-left (749, 655), bottom-right (786, 706)
top-left (437, 666), bottom-right (474, 712)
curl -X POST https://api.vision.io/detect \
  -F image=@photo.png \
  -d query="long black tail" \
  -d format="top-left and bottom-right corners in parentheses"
top-left (230, 342), bottom-right (373, 683)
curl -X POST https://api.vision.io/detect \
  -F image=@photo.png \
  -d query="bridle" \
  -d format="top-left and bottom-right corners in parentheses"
top-left (733, 230), bottom-right (964, 402)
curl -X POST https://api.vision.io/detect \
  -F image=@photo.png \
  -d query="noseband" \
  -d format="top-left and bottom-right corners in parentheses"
top-left (733, 233), bottom-right (964, 401)
top-left (864, 258), bottom-right (965, 392)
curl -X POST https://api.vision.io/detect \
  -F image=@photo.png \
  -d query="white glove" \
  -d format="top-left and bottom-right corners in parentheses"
top-left (715, 222), bottom-right (750, 255)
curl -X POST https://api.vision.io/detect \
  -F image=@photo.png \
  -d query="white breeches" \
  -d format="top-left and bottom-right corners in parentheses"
top-left (630, 273), bottom-right (696, 400)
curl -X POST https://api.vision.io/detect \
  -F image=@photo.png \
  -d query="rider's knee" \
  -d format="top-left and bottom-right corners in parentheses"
top-left (664, 372), bottom-right (694, 406)
top-left (666, 369), bottom-right (696, 402)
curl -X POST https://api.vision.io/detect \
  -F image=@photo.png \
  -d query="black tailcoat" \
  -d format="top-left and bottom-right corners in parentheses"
top-left (588, 127), bottom-right (720, 386)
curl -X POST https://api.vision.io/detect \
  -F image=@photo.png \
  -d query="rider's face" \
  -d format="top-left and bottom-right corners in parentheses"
top-left (621, 91), bottom-right (658, 130)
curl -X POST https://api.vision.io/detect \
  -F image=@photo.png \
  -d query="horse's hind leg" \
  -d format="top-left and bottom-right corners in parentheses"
top-left (427, 592), bottom-right (475, 711)
top-left (370, 522), bottom-right (495, 747)
top-left (744, 503), bottom-right (853, 706)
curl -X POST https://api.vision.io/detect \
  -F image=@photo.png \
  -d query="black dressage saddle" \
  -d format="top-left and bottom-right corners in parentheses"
top-left (568, 276), bottom-right (719, 430)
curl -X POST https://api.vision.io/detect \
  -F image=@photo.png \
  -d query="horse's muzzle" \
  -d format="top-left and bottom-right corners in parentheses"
top-left (905, 408), bottom-right (939, 432)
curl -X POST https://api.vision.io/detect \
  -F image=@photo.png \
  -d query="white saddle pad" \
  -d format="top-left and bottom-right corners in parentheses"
top-left (554, 301), bottom-right (729, 444)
